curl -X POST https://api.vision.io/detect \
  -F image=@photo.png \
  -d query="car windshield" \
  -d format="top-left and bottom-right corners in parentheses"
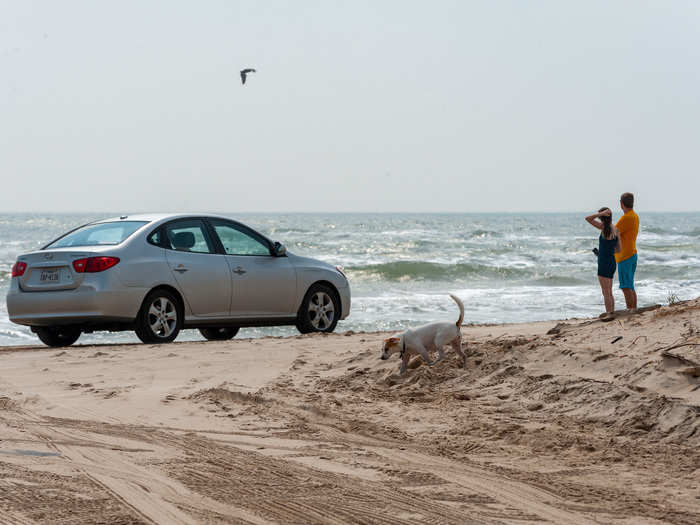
top-left (45, 221), bottom-right (148, 248)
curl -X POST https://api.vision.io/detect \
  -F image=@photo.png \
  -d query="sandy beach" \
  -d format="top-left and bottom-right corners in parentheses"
top-left (4, 2), bottom-right (700, 523)
top-left (1, 300), bottom-right (699, 524)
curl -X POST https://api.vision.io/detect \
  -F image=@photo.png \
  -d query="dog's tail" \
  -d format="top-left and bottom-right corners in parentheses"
top-left (449, 293), bottom-right (464, 327)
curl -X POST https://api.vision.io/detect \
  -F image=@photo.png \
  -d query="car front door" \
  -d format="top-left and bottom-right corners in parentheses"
top-left (208, 219), bottom-right (297, 317)
top-left (163, 219), bottom-right (231, 318)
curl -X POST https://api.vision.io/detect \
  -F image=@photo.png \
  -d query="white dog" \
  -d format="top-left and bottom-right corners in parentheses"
top-left (380, 294), bottom-right (466, 374)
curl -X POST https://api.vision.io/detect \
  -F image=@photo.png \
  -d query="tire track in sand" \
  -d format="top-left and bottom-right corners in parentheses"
top-left (238, 399), bottom-right (599, 524)
top-left (5, 410), bottom-right (275, 525)
top-left (374, 447), bottom-right (598, 525)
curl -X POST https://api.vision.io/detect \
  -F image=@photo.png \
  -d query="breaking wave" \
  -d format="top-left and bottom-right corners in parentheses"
top-left (348, 261), bottom-right (532, 282)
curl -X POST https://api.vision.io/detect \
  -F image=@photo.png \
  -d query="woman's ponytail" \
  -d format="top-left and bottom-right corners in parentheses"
top-left (598, 207), bottom-right (612, 239)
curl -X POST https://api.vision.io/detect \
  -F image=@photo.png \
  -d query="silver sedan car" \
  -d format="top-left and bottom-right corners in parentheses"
top-left (7, 214), bottom-right (351, 347)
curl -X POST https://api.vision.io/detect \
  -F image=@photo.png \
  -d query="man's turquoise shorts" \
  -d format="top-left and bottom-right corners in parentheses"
top-left (618, 253), bottom-right (637, 290)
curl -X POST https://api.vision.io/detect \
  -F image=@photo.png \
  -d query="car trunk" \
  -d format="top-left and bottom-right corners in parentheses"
top-left (17, 248), bottom-right (109, 292)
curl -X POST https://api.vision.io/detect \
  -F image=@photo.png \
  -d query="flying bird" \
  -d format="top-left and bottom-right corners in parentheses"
top-left (240, 68), bottom-right (256, 85)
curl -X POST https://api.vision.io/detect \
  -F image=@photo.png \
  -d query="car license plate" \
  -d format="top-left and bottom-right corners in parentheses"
top-left (40, 269), bottom-right (60, 283)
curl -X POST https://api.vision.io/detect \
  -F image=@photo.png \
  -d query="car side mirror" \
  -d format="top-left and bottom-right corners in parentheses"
top-left (273, 241), bottom-right (286, 257)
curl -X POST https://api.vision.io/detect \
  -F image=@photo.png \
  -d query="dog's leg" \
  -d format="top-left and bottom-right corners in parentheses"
top-left (451, 338), bottom-right (466, 368)
top-left (399, 353), bottom-right (409, 374)
top-left (432, 335), bottom-right (447, 364)
top-left (413, 343), bottom-right (434, 367)
top-left (431, 349), bottom-right (445, 364)
top-left (434, 344), bottom-right (446, 363)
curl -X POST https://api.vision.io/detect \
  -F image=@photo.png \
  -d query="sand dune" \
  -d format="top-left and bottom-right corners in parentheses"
top-left (1, 300), bottom-right (699, 524)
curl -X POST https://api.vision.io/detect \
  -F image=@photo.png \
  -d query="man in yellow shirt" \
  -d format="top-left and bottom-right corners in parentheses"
top-left (615, 192), bottom-right (639, 309)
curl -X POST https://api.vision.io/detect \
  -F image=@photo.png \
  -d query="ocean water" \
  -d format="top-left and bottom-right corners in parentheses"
top-left (1, 212), bottom-right (699, 346)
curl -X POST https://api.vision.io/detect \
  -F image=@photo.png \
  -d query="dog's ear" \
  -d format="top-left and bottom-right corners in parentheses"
top-left (386, 337), bottom-right (399, 344)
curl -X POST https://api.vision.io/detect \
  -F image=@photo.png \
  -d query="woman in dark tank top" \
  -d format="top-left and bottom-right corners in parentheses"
top-left (586, 207), bottom-right (621, 313)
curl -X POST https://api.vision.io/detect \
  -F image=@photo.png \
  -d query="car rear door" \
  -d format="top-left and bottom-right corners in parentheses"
top-left (207, 219), bottom-right (297, 317)
top-left (163, 219), bottom-right (231, 318)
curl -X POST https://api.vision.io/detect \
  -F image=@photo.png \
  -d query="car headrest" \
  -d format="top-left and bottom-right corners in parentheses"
top-left (171, 231), bottom-right (195, 250)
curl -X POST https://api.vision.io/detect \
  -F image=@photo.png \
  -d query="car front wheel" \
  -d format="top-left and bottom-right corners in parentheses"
top-left (198, 327), bottom-right (239, 341)
top-left (35, 326), bottom-right (81, 347)
top-left (135, 290), bottom-right (182, 344)
top-left (296, 283), bottom-right (340, 334)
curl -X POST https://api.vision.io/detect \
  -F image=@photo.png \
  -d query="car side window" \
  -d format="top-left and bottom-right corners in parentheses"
top-left (164, 220), bottom-right (215, 254)
top-left (147, 228), bottom-right (163, 247)
top-left (211, 221), bottom-right (271, 256)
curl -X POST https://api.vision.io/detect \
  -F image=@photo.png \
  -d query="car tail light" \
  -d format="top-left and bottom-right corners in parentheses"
top-left (72, 259), bottom-right (87, 272)
top-left (72, 256), bottom-right (120, 273)
top-left (86, 256), bottom-right (120, 272)
top-left (11, 261), bottom-right (27, 277)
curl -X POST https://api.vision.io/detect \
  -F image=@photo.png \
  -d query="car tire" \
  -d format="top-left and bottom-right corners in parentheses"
top-left (198, 327), bottom-right (239, 341)
top-left (135, 289), bottom-right (182, 344)
top-left (295, 283), bottom-right (340, 334)
top-left (35, 326), bottom-right (81, 347)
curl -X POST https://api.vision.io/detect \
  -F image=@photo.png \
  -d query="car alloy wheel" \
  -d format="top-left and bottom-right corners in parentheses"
top-left (308, 290), bottom-right (335, 330)
top-left (296, 283), bottom-right (340, 334)
top-left (148, 296), bottom-right (177, 338)
top-left (135, 289), bottom-right (182, 343)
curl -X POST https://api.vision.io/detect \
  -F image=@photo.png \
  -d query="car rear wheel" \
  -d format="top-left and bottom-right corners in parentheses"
top-left (135, 290), bottom-right (182, 344)
top-left (296, 283), bottom-right (340, 334)
top-left (35, 326), bottom-right (81, 347)
top-left (198, 327), bottom-right (239, 341)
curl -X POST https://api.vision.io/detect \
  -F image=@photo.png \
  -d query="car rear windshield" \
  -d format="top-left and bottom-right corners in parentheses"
top-left (45, 221), bottom-right (148, 249)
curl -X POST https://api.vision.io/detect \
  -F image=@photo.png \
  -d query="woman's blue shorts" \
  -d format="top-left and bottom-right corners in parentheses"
top-left (597, 257), bottom-right (616, 279)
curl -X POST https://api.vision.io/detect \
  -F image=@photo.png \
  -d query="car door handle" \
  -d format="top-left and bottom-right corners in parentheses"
top-left (232, 266), bottom-right (246, 275)
top-left (174, 265), bottom-right (188, 273)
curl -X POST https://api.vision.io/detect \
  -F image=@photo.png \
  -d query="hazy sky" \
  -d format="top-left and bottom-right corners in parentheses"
top-left (2, 1), bottom-right (699, 213)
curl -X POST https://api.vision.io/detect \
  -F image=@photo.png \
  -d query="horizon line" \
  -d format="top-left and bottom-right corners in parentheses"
top-left (0, 210), bottom-right (698, 215)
